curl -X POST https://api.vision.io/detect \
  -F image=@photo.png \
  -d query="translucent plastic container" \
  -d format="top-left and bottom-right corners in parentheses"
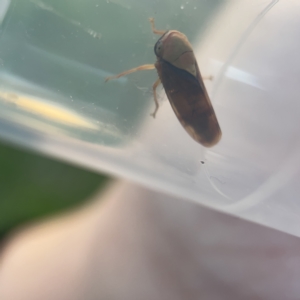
top-left (1, 0), bottom-right (299, 236)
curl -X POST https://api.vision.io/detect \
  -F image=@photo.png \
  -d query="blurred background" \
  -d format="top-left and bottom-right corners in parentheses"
top-left (0, 139), bottom-right (109, 241)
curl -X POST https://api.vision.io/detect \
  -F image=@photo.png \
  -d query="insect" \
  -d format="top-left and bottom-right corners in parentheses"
top-left (105, 18), bottom-right (222, 147)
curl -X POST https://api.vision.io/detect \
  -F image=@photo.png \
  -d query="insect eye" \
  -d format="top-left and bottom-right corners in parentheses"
top-left (154, 40), bottom-right (163, 56)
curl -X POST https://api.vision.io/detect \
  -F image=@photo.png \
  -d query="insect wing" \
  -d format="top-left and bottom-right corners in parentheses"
top-left (155, 59), bottom-right (221, 147)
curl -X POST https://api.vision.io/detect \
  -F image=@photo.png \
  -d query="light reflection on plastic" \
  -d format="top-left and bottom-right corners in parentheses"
top-left (0, 91), bottom-right (98, 129)
top-left (211, 60), bottom-right (263, 90)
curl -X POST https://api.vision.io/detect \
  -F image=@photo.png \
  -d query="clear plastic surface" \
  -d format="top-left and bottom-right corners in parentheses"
top-left (1, 0), bottom-right (299, 235)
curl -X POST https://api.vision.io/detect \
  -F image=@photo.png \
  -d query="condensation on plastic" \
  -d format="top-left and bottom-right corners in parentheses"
top-left (0, 0), bottom-right (299, 236)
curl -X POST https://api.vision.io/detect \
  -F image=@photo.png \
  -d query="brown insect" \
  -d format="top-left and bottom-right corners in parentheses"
top-left (105, 18), bottom-right (222, 147)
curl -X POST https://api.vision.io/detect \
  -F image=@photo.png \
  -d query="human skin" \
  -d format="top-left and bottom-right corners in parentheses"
top-left (1, 180), bottom-right (300, 300)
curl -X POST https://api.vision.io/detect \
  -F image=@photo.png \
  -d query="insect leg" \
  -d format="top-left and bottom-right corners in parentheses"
top-left (150, 77), bottom-right (161, 118)
top-left (149, 18), bottom-right (166, 35)
top-left (105, 64), bottom-right (155, 82)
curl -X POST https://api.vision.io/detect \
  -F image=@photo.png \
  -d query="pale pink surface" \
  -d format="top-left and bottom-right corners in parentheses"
top-left (1, 180), bottom-right (300, 300)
